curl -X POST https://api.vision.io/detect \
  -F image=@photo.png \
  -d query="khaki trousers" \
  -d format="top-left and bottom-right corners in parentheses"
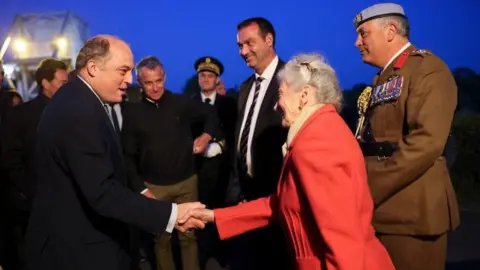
top-left (377, 233), bottom-right (447, 270)
top-left (145, 175), bottom-right (199, 270)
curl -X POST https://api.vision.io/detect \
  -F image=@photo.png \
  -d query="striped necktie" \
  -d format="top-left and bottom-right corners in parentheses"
top-left (239, 76), bottom-right (264, 175)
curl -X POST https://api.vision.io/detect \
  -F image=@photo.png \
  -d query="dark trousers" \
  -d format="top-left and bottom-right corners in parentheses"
top-left (196, 156), bottom-right (228, 208)
top-left (0, 209), bottom-right (29, 270)
top-left (196, 156), bottom-right (230, 270)
top-left (377, 233), bottom-right (448, 270)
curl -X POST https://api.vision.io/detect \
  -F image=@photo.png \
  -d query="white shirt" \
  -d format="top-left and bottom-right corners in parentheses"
top-left (237, 55), bottom-right (279, 176)
top-left (102, 103), bottom-right (123, 130)
top-left (76, 75), bottom-right (177, 233)
top-left (382, 42), bottom-right (411, 73)
top-left (200, 90), bottom-right (222, 158)
top-left (201, 91), bottom-right (217, 105)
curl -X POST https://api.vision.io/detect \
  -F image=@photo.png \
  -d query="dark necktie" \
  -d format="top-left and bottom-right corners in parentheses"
top-left (106, 104), bottom-right (120, 133)
top-left (205, 98), bottom-right (211, 105)
top-left (239, 76), bottom-right (264, 175)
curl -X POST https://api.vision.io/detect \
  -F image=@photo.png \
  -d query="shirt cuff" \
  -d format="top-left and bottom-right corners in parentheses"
top-left (165, 203), bottom-right (177, 233)
top-left (140, 188), bottom-right (148, 194)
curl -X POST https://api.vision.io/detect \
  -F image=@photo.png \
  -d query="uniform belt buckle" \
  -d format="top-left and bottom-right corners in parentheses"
top-left (377, 155), bottom-right (387, 161)
top-left (376, 145), bottom-right (388, 161)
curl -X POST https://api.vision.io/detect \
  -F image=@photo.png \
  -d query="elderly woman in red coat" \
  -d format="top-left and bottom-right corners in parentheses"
top-left (181, 53), bottom-right (394, 270)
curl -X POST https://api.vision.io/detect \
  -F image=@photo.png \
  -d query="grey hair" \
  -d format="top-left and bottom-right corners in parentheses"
top-left (377, 15), bottom-right (410, 39)
top-left (277, 53), bottom-right (343, 111)
top-left (135, 56), bottom-right (165, 81)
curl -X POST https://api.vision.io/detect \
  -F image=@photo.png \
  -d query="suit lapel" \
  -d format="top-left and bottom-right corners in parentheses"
top-left (234, 76), bottom-right (255, 143)
top-left (257, 61), bottom-right (283, 117)
top-left (253, 60), bottom-right (284, 139)
top-left (214, 95), bottom-right (223, 108)
top-left (234, 60), bottom-right (285, 147)
top-left (195, 93), bottom-right (202, 103)
top-left (72, 77), bottom-right (121, 146)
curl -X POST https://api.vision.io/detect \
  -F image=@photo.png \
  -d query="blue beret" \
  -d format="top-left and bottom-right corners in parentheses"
top-left (354, 3), bottom-right (406, 29)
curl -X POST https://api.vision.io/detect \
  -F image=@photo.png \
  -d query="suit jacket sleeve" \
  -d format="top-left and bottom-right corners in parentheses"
top-left (292, 131), bottom-right (367, 270)
top-left (214, 195), bottom-right (278, 240)
top-left (186, 97), bottom-right (222, 140)
top-left (369, 57), bottom-right (457, 205)
top-left (121, 106), bottom-right (146, 192)
top-left (222, 97), bottom-right (238, 151)
top-left (0, 111), bottom-right (34, 198)
top-left (60, 113), bottom-right (171, 234)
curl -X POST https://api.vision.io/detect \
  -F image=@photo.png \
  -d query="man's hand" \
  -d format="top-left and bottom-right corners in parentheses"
top-left (175, 202), bottom-right (207, 232)
top-left (178, 208), bottom-right (215, 224)
top-left (193, 133), bottom-right (212, 154)
top-left (175, 216), bottom-right (206, 233)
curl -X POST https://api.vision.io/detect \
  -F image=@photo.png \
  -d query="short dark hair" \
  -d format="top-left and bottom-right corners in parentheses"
top-left (75, 36), bottom-right (111, 70)
top-left (35, 58), bottom-right (68, 88)
top-left (237, 17), bottom-right (276, 47)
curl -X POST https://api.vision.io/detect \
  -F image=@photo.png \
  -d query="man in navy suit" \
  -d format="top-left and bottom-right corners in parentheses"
top-left (225, 17), bottom-right (291, 270)
top-left (25, 35), bottom-right (205, 270)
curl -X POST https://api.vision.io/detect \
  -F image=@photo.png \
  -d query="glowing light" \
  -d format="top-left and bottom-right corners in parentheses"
top-left (12, 38), bottom-right (28, 53)
top-left (55, 37), bottom-right (68, 50)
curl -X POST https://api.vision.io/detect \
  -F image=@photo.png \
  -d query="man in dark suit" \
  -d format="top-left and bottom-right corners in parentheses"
top-left (226, 17), bottom-right (291, 270)
top-left (25, 35), bottom-right (205, 270)
top-left (190, 56), bottom-right (237, 270)
top-left (0, 58), bottom-right (68, 270)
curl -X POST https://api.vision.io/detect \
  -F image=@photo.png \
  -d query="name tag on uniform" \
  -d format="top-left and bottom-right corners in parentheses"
top-left (369, 75), bottom-right (404, 108)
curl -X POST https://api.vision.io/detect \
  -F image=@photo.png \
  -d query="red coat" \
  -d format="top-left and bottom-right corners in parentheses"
top-left (214, 105), bottom-right (394, 270)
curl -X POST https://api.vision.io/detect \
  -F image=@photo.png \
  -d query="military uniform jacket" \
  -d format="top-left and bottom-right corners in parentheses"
top-left (361, 44), bottom-right (460, 235)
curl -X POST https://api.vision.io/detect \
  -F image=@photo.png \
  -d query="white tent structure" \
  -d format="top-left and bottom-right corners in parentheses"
top-left (0, 11), bottom-right (89, 101)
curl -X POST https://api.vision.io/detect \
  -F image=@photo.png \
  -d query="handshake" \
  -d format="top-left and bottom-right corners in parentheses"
top-left (175, 202), bottom-right (215, 232)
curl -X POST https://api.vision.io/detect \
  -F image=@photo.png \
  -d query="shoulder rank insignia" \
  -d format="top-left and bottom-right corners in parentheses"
top-left (412, 49), bottom-right (432, 56)
top-left (354, 86), bottom-right (372, 139)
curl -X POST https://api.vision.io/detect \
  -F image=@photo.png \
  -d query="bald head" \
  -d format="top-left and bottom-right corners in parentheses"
top-left (76, 35), bottom-right (134, 103)
top-left (75, 35), bottom-right (131, 70)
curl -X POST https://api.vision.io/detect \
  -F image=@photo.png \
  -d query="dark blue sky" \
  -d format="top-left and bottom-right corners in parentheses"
top-left (2, 0), bottom-right (479, 92)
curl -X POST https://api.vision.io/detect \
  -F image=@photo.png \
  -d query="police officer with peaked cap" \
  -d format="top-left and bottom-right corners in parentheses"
top-left (195, 56), bottom-right (224, 77)
top-left (191, 56), bottom-right (236, 270)
top-left (353, 3), bottom-right (460, 270)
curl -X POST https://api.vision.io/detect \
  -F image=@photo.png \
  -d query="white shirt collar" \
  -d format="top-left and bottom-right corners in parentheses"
top-left (382, 42), bottom-right (411, 72)
top-left (256, 55), bottom-right (279, 81)
top-left (201, 91), bottom-right (217, 104)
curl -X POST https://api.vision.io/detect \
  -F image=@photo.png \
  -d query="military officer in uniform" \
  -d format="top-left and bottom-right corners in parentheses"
top-left (191, 56), bottom-right (237, 208)
top-left (353, 3), bottom-right (460, 270)
top-left (191, 56), bottom-right (237, 270)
